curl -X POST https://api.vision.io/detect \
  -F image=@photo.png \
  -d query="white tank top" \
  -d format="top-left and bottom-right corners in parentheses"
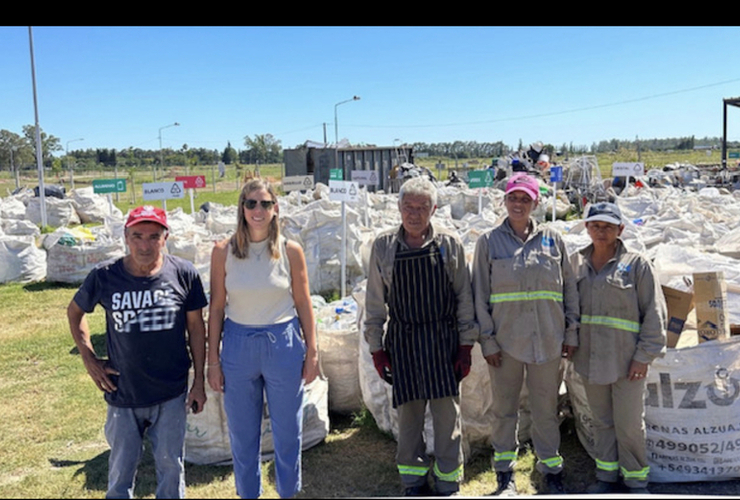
top-left (224, 236), bottom-right (295, 325)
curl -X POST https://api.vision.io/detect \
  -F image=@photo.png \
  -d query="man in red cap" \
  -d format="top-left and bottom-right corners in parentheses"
top-left (67, 205), bottom-right (208, 498)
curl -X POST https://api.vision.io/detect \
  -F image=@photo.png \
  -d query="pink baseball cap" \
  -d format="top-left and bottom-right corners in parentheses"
top-left (505, 173), bottom-right (539, 201)
top-left (125, 205), bottom-right (169, 230)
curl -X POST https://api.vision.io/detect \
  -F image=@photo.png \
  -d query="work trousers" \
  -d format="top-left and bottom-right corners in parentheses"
top-left (488, 352), bottom-right (563, 475)
top-left (397, 396), bottom-right (463, 494)
top-left (104, 391), bottom-right (187, 499)
top-left (583, 377), bottom-right (649, 488)
top-left (222, 317), bottom-right (306, 499)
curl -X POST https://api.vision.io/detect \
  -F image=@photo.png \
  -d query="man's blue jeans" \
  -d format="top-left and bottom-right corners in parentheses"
top-left (104, 392), bottom-right (187, 498)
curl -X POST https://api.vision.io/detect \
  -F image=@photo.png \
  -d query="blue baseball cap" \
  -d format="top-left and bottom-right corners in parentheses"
top-left (585, 202), bottom-right (623, 225)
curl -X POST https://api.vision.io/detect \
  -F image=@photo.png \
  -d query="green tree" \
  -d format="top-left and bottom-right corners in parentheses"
top-left (244, 133), bottom-right (282, 164)
top-left (222, 141), bottom-right (238, 164)
top-left (0, 129), bottom-right (31, 171)
top-left (22, 125), bottom-right (62, 168)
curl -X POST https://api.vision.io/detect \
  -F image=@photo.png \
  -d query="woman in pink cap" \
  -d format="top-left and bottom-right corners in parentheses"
top-left (472, 173), bottom-right (580, 495)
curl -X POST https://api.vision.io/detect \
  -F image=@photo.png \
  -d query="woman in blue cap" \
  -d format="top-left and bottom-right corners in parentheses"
top-left (572, 202), bottom-right (667, 494)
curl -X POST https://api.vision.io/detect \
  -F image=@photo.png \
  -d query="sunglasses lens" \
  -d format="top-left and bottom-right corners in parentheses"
top-left (244, 199), bottom-right (274, 210)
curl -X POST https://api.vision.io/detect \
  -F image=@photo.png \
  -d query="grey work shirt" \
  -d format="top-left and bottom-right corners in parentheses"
top-left (364, 223), bottom-right (479, 353)
top-left (571, 239), bottom-right (667, 385)
top-left (472, 217), bottom-right (579, 363)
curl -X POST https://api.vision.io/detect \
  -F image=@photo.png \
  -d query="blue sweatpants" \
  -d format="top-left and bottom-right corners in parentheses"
top-left (221, 317), bottom-right (306, 499)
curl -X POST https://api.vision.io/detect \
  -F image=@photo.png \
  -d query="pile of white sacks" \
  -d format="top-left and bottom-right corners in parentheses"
top-left (2, 180), bottom-right (739, 468)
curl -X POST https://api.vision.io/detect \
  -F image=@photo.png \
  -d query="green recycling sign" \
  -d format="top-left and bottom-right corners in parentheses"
top-left (467, 170), bottom-right (494, 188)
top-left (92, 178), bottom-right (127, 194)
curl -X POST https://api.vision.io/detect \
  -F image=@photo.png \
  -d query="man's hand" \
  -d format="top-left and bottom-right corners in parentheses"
top-left (371, 350), bottom-right (393, 384)
top-left (454, 345), bottom-right (473, 381)
top-left (82, 355), bottom-right (119, 393)
top-left (187, 381), bottom-right (207, 414)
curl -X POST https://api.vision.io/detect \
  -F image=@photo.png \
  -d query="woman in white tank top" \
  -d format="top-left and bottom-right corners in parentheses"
top-left (207, 179), bottom-right (318, 499)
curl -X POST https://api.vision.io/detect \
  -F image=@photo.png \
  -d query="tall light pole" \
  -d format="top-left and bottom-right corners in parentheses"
top-left (28, 26), bottom-right (47, 228)
top-left (334, 96), bottom-right (360, 299)
top-left (66, 138), bottom-right (83, 190)
top-left (157, 122), bottom-right (179, 180)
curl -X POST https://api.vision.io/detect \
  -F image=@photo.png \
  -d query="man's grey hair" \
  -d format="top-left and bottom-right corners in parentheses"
top-left (398, 176), bottom-right (437, 207)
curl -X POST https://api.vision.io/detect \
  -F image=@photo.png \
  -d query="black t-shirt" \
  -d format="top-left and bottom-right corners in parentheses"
top-left (73, 254), bottom-right (208, 408)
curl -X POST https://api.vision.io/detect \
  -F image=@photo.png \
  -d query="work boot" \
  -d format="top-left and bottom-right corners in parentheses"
top-left (544, 472), bottom-right (566, 494)
top-left (494, 471), bottom-right (518, 496)
top-left (404, 482), bottom-right (433, 496)
top-left (586, 480), bottom-right (619, 494)
top-left (627, 486), bottom-right (650, 494)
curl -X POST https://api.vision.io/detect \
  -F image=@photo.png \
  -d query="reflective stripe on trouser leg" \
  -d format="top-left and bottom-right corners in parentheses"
top-left (396, 399), bottom-right (431, 487)
top-left (488, 352), bottom-right (525, 472)
top-left (584, 376), bottom-right (648, 487)
top-left (222, 317), bottom-right (306, 499)
top-left (527, 357), bottom-right (564, 475)
top-left (430, 397), bottom-right (464, 493)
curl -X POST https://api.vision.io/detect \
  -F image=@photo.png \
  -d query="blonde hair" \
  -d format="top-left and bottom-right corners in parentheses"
top-left (230, 179), bottom-right (280, 260)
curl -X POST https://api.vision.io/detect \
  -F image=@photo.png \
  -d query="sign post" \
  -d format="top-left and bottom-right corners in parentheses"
top-left (351, 169), bottom-right (380, 226)
top-left (93, 178), bottom-right (127, 215)
top-left (141, 181), bottom-right (185, 211)
top-left (176, 175), bottom-right (207, 214)
top-left (329, 169), bottom-right (358, 298)
top-left (550, 165), bottom-right (563, 221)
top-left (467, 169), bottom-right (495, 213)
top-left (282, 175), bottom-right (315, 206)
top-left (612, 162), bottom-right (645, 179)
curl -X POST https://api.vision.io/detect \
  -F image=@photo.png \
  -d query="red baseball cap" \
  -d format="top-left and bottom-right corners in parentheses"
top-left (125, 205), bottom-right (169, 230)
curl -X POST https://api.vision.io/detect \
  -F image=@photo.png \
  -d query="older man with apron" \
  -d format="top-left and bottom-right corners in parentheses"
top-left (365, 176), bottom-right (478, 497)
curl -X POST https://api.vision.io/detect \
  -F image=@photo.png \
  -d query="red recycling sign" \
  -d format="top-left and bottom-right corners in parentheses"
top-left (175, 175), bottom-right (207, 189)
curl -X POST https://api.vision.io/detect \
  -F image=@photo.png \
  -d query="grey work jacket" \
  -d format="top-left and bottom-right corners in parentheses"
top-left (363, 223), bottom-right (479, 353)
top-left (571, 239), bottom-right (667, 385)
top-left (472, 218), bottom-right (580, 363)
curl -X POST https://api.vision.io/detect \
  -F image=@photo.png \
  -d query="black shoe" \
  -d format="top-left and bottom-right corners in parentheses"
top-left (586, 480), bottom-right (619, 494)
top-left (404, 483), bottom-right (433, 496)
top-left (495, 471), bottom-right (518, 496)
top-left (627, 486), bottom-right (650, 494)
top-left (544, 472), bottom-right (566, 494)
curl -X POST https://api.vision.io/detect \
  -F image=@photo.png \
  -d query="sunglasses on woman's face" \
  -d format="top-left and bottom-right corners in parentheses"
top-left (243, 199), bottom-right (275, 210)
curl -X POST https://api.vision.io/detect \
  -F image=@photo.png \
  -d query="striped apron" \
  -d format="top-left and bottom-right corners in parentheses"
top-left (386, 242), bottom-right (459, 408)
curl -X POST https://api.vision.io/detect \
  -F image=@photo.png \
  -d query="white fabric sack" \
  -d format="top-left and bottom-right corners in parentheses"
top-left (71, 186), bottom-right (123, 223)
top-left (0, 235), bottom-right (47, 284)
top-left (25, 196), bottom-right (80, 227)
top-left (43, 227), bottom-right (125, 284)
top-left (315, 297), bottom-right (364, 414)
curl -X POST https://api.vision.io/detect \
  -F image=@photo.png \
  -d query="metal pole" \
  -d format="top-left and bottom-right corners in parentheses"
top-left (28, 27), bottom-right (47, 228)
top-left (334, 96), bottom-right (360, 299)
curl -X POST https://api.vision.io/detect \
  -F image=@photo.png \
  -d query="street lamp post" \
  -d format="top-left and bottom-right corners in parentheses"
top-left (334, 96), bottom-right (360, 299)
top-left (157, 122), bottom-right (179, 181)
top-left (66, 138), bottom-right (84, 190)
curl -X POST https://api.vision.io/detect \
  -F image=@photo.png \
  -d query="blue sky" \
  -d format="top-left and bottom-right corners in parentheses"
top-left (3, 26), bottom-right (740, 155)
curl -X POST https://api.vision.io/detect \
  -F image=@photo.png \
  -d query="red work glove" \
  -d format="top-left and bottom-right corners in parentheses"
top-left (454, 345), bottom-right (473, 382)
top-left (371, 349), bottom-right (393, 384)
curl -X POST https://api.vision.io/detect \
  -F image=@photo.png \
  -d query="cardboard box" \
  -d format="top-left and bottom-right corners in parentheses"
top-left (692, 272), bottom-right (730, 343)
top-left (662, 285), bottom-right (694, 348)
